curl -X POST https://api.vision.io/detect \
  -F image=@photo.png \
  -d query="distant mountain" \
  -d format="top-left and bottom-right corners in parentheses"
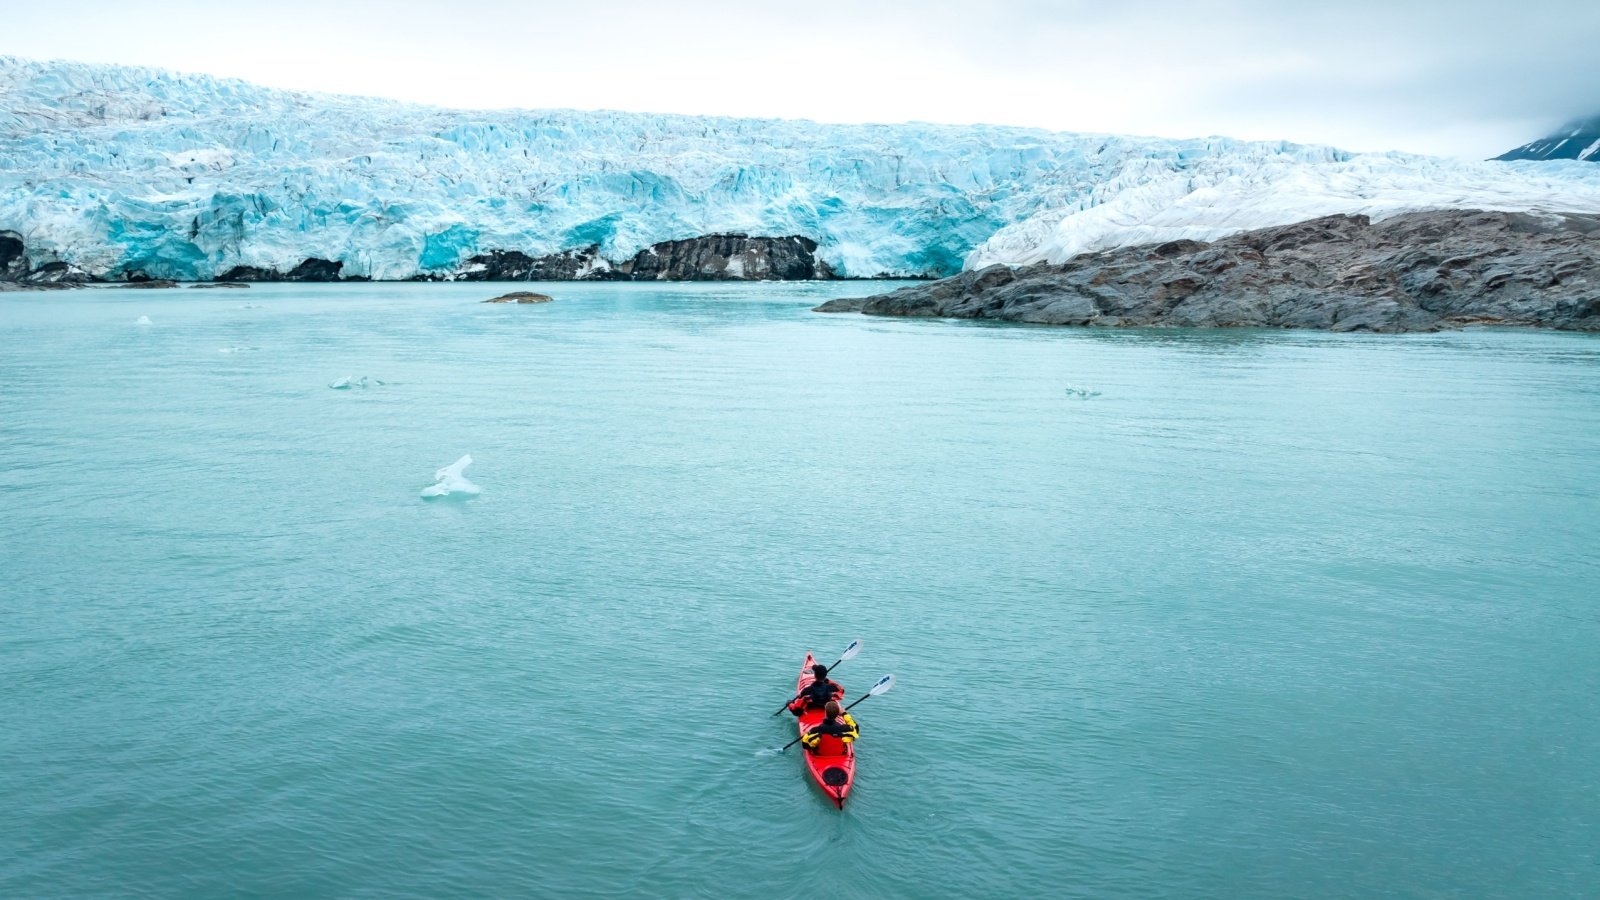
top-left (1495, 116), bottom-right (1600, 162)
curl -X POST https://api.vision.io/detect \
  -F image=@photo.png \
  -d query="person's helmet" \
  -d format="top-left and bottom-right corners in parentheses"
top-left (811, 664), bottom-right (828, 680)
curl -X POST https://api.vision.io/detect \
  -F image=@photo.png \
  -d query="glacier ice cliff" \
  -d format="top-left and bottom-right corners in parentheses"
top-left (4, 57), bottom-right (1600, 282)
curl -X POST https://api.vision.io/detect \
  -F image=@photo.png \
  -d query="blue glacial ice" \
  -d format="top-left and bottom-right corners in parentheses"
top-left (4, 56), bottom-right (1600, 281)
top-left (421, 455), bottom-right (479, 499)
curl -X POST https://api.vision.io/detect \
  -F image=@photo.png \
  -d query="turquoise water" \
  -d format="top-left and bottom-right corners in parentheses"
top-left (2, 282), bottom-right (1597, 898)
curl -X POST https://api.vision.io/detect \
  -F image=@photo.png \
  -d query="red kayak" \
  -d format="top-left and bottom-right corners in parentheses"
top-left (794, 652), bottom-right (856, 808)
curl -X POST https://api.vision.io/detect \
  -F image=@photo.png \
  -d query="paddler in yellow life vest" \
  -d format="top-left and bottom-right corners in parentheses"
top-left (801, 700), bottom-right (859, 755)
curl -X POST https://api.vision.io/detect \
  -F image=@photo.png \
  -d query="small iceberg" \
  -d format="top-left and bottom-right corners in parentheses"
top-left (421, 455), bottom-right (479, 499)
top-left (239, 304), bottom-right (263, 309)
top-left (1064, 386), bottom-right (1101, 399)
top-left (219, 346), bottom-right (256, 353)
top-left (134, 315), bottom-right (152, 326)
top-left (329, 375), bottom-right (385, 389)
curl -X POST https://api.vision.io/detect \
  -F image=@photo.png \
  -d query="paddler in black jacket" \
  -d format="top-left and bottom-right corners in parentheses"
top-left (801, 701), bottom-right (860, 753)
top-left (787, 663), bottom-right (844, 716)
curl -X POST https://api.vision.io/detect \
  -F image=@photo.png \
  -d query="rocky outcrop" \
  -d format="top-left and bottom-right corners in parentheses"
top-left (438, 234), bottom-right (830, 281)
top-left (617, 234), bottom-right (831, 280)
top-left (0, 232), bottom-right (90, 283)
top-left (216, 257), bottom-right (345, 282)
top-left (189, 282), bottom-right (249, 289)
top-left (214, 265), bottom-right (276, 282)
top-left (0, 281), bottom-right (81, 292)
top-left (3, 233), bottom-right (838, 284)
top-left (119, 279), bottom-right (179, 289)
top-left (816, 210), bottom-right (1600, 333)
top-left (453, 247), bottom-right (609, 281)
top-left (0, 230), bottom-right (26, 280)
top-left (444, 232), bottom-right (832, 278)
top-left (483, 291), bottom-right (554, 303)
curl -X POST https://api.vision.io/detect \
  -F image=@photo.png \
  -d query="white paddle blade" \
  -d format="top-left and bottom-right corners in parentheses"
top-left (869, 674), bottom-right (895, 696)
top-left (839, 639), bottom-right (862, 662)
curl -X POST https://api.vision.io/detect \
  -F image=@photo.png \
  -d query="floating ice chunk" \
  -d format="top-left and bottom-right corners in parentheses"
top-left (1064, 386), bottom-right (1101, 399)
top-left (421, 455), bottom-right (479, 499)
top-left (134, 315), bottom-right (152, 325)
top-left (219, 345), bottom-right (256, 353)
top-left (328, 375), bottom-right (384, 389)
top-left (239, 304), bottom-right (263, 310)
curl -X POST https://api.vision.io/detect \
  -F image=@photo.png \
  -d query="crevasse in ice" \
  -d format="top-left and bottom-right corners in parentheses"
top-left (4, 56), bottom-right (1600, 281)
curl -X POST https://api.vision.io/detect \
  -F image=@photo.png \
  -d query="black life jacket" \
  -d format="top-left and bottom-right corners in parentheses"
top-left (798, 678), bottom-right (841, 708)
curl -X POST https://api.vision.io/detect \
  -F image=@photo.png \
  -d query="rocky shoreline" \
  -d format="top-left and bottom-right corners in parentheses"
top-left (0, 231), bottom-right (858, 285)
top-left (11, 212), bottom-right (1600, 334)
top-left (816, 210), bottom-right (1600, 333)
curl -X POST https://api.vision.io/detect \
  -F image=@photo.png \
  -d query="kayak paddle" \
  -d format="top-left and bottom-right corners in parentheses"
top-left (770, 639), bottom-right (861, 716)
top-left (780, 674), bottom-right (894, 753)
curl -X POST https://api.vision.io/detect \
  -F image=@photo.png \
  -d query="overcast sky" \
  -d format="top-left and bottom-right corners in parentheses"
top-left (3, 0), bottom-right (1595, 158)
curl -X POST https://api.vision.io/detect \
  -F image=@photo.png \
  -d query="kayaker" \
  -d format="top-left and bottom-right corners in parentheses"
top-left (801, 701), bottom-right (859, 754)
top-left (787, 664), bottom-right (844, 716)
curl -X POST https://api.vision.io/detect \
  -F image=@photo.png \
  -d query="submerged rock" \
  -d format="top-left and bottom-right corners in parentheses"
top-left (483, 291), bottom-right (554, 303)
top-left (818, 210), bottom-right (1600, 333)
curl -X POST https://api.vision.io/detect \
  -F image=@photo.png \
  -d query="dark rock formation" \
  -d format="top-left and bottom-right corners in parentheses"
top-left (0, 230), bottom-right (26, 280)
top-left (24, 261), bottom-right (88, 283)
top-left (119, 279), bottom-right (179, 289)
top-left (618, 234), bottom-right (831, 280)
top-left (217, 257), bottom-right (345, 282)
top-left (0, 232), bottom-right (88, 283)
top-left (454, 246), bottom-right (608, 281)
top-left (815, 210), bottom-right (1600, 333)
top-left (447, 234), bottom-right (829, 281)
top-left (189, 282), bottom-right (250, 289)
top-left (483, 291), bottom-right (554, 303)
top-left (215, 265), bottom-right (277, 282)
top-left (1495, 115), bottom-right (1600, 162)
top-left (4, 233), bottom-right (836, 283)
top-left (0, 281), bottom-right (80, 292)
top-left (287, 257), bottom-right (343, 280)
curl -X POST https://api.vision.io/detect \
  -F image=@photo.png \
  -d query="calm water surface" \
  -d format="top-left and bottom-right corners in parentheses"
top-left (2, 282), bottom-right (1597, 898)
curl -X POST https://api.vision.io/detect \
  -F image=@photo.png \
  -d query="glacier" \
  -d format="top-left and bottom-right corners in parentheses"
top-left (4, 56), bottom-right (1600, 281)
